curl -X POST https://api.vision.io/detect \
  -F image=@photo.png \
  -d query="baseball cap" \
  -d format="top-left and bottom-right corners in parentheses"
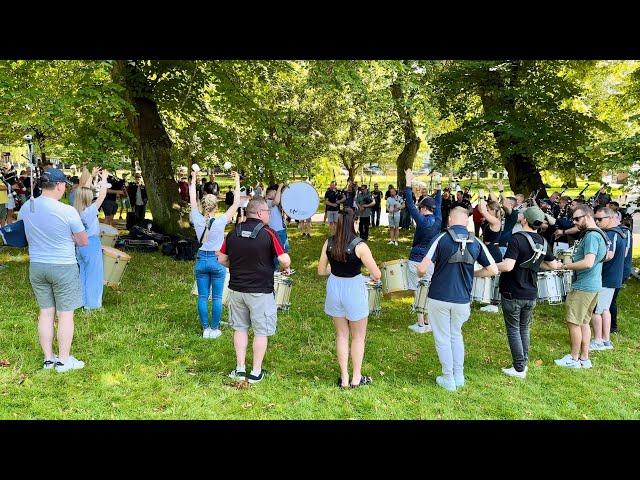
top-left (523, 206), bottom-right (545, 226)
top-left (419, 196), bottom-right (436, 211)
top-left (41, 168), bottom-right (72, 185)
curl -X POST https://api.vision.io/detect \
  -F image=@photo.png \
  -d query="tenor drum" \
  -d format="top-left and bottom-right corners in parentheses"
top-left (102, 246), bottom-right (131, 288)
top-left (381, 259), bottom-right (409, 294)
top-left (99, 224), bottom-right (119, 248)
top-left (412, 278), bottom-right (431, 313)
top-left (537, 271), bottom-right (566, 304)
top-left (281, 182), bottom-right (320, 221)
top-left (366, 280), bottom-right (383, 317)
top-left (471, 274), bottom-right (501, 304)
top-left (274, 273), bottom-right (293, 311)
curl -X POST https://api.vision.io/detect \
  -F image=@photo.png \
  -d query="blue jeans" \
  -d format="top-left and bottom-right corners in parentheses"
top-left (195, 251), bottom-right (226, 329)
top-left (76, 235), bottom-right (104, 309)
top-left (273, 229), bottom-right (289, 270)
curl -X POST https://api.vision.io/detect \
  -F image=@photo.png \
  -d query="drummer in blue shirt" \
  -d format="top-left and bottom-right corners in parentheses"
top-left (404, 169), bottom-right (442, 334)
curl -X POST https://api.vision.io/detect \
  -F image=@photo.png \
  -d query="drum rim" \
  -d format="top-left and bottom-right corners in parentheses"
top-left (382, 259), bottom-right (408, 267)
top-left (101, 246), bottom-right (132, 260)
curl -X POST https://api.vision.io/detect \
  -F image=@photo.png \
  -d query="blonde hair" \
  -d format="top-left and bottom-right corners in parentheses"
top-left (74, 187), bottom-right (95, 215)
top-left (487, 200), bottom-right (504, 221)
top-left (200, 194), bottom-right (218, 217)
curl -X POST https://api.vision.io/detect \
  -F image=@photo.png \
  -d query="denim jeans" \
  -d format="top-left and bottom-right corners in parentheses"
top-left (273, 229), bottom-right (289, 270)
top-left (500, 297), bottom-right (536, 372)
top-left (195, 251), bottom-right (226, 329)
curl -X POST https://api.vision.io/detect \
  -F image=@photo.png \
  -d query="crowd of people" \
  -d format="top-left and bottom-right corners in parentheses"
top-left (6, 161), bottom-right (636, 392)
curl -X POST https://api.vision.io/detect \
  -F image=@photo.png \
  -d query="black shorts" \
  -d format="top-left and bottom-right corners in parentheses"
top-left (101, 200), bottom-right (118, 216)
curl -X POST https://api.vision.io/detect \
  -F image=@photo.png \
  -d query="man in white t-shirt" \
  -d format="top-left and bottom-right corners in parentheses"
top-left (265, 183), bottom-right (289, 269)
top-left (18, 169), bottom-right (89, 373)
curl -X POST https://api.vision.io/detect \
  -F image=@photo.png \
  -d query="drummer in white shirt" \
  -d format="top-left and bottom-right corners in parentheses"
top-left (265, 183), bottom-right (290, 270)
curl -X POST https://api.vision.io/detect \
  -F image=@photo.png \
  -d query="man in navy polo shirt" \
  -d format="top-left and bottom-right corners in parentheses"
top-left (590, 207), bottom-right (625, 351)
top-left (417, 207), bottom-right (498, 391)
top-left (404, 168), bottom-right (442, 334)
top-left (610, 216), bottom-right (633, 334)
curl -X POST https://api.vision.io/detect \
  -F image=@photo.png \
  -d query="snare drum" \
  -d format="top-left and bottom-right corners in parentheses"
top-left (537, 271), bottom-right (566, 304)
top-left (274, 273), bottom-right (293, 311)
top-left (102, 246), bottom-right (131, 287)
top-left (99, 224), bottom-right (119, 248)
top-left (366, 280), bottom-right (383, 317)
top-left (412, 279), bottom-right (430, 313)
top-left (381, 259), bottom-right (409, 294)
top-left (471, 274), bottom-right (501, 304)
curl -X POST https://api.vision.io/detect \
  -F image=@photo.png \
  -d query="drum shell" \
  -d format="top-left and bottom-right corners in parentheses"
top-left (381, 259), bottom-right (409, 294)
top-left (366, 281), bottom-right (383, 316)
top-left (99, 224), bottom-right (119, 248)
top-left (102, 246), bottom-right (131, 287)
top-left (471, 274), bottom-right (501, 304)
top-left (412, 279), bottom-right (430, 313)
top-left (537, 271), bottom-right (566, 304)
top-left (274, 275), bottom-right (293, 310)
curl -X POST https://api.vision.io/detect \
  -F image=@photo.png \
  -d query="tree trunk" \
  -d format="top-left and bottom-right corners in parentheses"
top-left (502, 153), bottom-right (548, 198)
top-left (390, 81), bottom-right (421, 190)
top-left (34, 130), bottom-right (47, 165)
top-left (112, 61), bottom-right (189, 235)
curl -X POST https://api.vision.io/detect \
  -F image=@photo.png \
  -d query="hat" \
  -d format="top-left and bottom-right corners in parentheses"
top-left (419, 196), bottom-right (436, 211)
top-left (41, 168), bottom-right (72, 185)
top-left (523, 206), bottom-right (545, 226)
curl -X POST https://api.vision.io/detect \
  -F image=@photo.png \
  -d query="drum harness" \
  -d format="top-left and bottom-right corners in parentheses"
top-left (235, 221), bottom-right (264, 239)
top-left (513, 231), bottom-right (548, 272)
top-left (327, 236), bottom-right (362, 256)
top-left (575, 228), bottom-right (611, 264)
top-left (446, 228), bottom-right (476, 264)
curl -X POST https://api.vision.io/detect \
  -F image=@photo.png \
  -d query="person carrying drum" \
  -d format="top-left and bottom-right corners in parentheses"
top-left (495, 206), bottom-right (562, 379)
top-left (404, 168), bottom-right (443, 334)
top-left (73, 167), bottom-right (110, 310)
top-left (590, 207), bottom-right (625, 351)
top-left (19, 168), bottom-right (89, 373)
top-left (318, 210), bottom-right (381, 389)
top-left (190, 169), bottom-right (241, 339)
top-left (417, 207), bottom-right (498, 391)
top-left (218, 197), bottom-right (291, 384)
top-left (555, 204), bottom-right (608, 369)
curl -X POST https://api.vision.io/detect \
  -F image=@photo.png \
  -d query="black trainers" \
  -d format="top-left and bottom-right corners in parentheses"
top-left (247, 370), bottom-right (268, 384)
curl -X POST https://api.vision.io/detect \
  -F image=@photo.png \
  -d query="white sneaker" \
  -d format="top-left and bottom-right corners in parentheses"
top-left (55, 356), bottom-right (85, 373)
top-left (394, 241), bottom-right (399, 246)
top-left (589, 340), bottom-right (606, 351)
top-left (203, 328), bottom-right (211, 339)
top-left (579, 358), bottom-right (593, 369)
top-left (387, 240), bottom-right (394, 245)
top-left (602, 341), bottom-right (614, 350)
top-left (408, 323), bottom-right (428, 334)
top-left (554, 354), bottom-right (581, 369)
top-left (501, 366), bottom-right (526, 379)
top-left (209, 328), bottom-right (222, 339)
top-left (43, 355), bottom-right (58, 370)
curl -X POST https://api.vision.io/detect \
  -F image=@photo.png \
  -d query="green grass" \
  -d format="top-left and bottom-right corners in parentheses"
top-left (1, 224), bottom-right (639, 419)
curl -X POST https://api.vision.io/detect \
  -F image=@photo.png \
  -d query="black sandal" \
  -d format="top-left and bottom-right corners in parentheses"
top-left (350, 376), bottom-right (372, 388)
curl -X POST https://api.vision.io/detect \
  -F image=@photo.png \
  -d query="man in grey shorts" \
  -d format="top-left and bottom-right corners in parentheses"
top-left (19, 169), bottom-right (89, 373)
top-left (218, 197), bottom-right (291, 384)
top-left (324, 181), bottom-right (342, 235)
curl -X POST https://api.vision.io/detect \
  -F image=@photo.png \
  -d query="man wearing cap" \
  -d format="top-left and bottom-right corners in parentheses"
top-left (404, 169), bottom-right (442, 334)
top-left (495, 206), bottom-right (562, 379)
top-left (18, 169), bottom-right (89, 373)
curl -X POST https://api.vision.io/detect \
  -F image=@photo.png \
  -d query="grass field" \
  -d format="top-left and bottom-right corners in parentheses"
top-left (1, 221), bottom-right (639, 419)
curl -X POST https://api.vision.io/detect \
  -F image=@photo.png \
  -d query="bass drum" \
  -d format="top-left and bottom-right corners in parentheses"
top-left (280, 182), bottom-right (319, 221)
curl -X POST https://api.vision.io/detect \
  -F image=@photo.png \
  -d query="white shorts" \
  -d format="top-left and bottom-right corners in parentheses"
top-left (594, 287), bottom-right (615, 315)
top-left (388, 212), bottom-right (400, 227)
top-left (6, 194), bottom-right (15, 210)
top-left (324, 274), bottom-right (369, 321)
top-left (408, 260), bottom-right (433, 291)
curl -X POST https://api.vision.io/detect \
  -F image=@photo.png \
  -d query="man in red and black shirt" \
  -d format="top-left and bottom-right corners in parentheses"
top-left (218, 196), bottom-right (291, 384)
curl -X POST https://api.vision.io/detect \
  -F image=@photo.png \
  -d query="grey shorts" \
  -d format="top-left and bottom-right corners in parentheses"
top-left (29, 262), bottom-right (82, 312)
top-left (327, 210), bottom-right (339, 224)
top-left (228, 289), bottom-right (277, 337)
top-left (594, 287), bottom-right (615, 314)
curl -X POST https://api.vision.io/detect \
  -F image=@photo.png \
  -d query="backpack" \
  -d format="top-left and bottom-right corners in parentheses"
top-left (446, 228), bottom-right (477, 264)
top-left (513, 231), bottom-right (548, 272)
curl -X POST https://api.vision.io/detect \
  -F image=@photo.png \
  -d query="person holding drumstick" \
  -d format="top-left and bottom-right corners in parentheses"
top-left (318, 210), bottom-right (382, 389)
top-left (189, 168), bottom-right (241, 339)
top-left (74, 167), bottom-right (110, 310)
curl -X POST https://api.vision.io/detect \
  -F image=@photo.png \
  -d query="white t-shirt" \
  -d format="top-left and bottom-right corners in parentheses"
top-left (267, 199), bottom-right (285, 231)
top-left (18, 196), bottom-right (85, 265)
top-left (80, 203), bottom-right (100, 237)
top-left (191, 209), bottom-right (228, 251)
top-left (386, 196), bottom-right (403, 213)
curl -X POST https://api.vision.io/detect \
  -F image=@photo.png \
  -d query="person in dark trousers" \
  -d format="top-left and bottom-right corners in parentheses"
top-left (355, 185), bottom-right (375, 241)
top-left (370, 184), bottom-right (383, 227)
top-left (127, 173), bottom-right (148, 224)
top-left (495, 206), bottom-right (561, 378)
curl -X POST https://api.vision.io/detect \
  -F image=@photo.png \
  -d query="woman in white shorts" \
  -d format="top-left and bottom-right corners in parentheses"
top-left (386, 188), bottom-right (403, 245)
top-left (318, 210), bottom-right (381, 389)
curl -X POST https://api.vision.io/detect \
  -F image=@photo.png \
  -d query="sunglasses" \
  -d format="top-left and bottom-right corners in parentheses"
top-left (572, 215), bottom-right (586, 223)
top-left (594, 216), bottom-right (610, 222)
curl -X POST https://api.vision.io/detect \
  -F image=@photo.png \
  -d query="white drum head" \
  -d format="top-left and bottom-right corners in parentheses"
top-left (281, 182), bottom-right (319, 221)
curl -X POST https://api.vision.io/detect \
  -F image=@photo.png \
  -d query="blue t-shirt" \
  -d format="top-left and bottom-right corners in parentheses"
top-left (80, 203), bottom-right (100, 238)
top-left (499, 210), bottom-right (519, 246)
top-left (602, 228), bottom-right (626, 289)
top-left (18, 195), bottom-right (86, 265)
top-left (571, 230), bottom-right (608, 293)
top-left (405, 187), bottom-right (442, 262)
top-left (425, 224), bottom-right (495, 304)
top-left (621, 226), bottom-right (633, 281)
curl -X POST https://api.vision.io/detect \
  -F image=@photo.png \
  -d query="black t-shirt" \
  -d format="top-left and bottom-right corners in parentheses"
top-left (372, 190), bottom-right (382, 207)
top-left (325, 189), bottom-right (339, 211)
top-left (106, 178), bottom-right (124, 202)
top-left (499, 231), bottom-right (555, 300)
top-left (225, 190), bottom-right (234, 206)
top-left (219, 218), bottom-right (286, 294)
top-left (204, 181), bottom-right (220, 196)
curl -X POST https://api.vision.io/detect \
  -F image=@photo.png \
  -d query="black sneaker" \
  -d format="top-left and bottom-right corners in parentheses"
top-left (247, 370), bottom-right (268, 384)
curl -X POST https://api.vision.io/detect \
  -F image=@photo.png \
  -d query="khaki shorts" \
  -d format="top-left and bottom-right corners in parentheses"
top-left (29, 262), bottom-right (82, 312)
top-left (565, 289), bottom-right (598, 325)
top-left (228, 289), bottom-right (277, 337)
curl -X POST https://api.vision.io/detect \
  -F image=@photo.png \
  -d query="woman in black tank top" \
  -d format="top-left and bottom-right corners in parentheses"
top-left (318, 211), bottom-right (381, 389)
top-left (479, 197), bottom-right (504, 261)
